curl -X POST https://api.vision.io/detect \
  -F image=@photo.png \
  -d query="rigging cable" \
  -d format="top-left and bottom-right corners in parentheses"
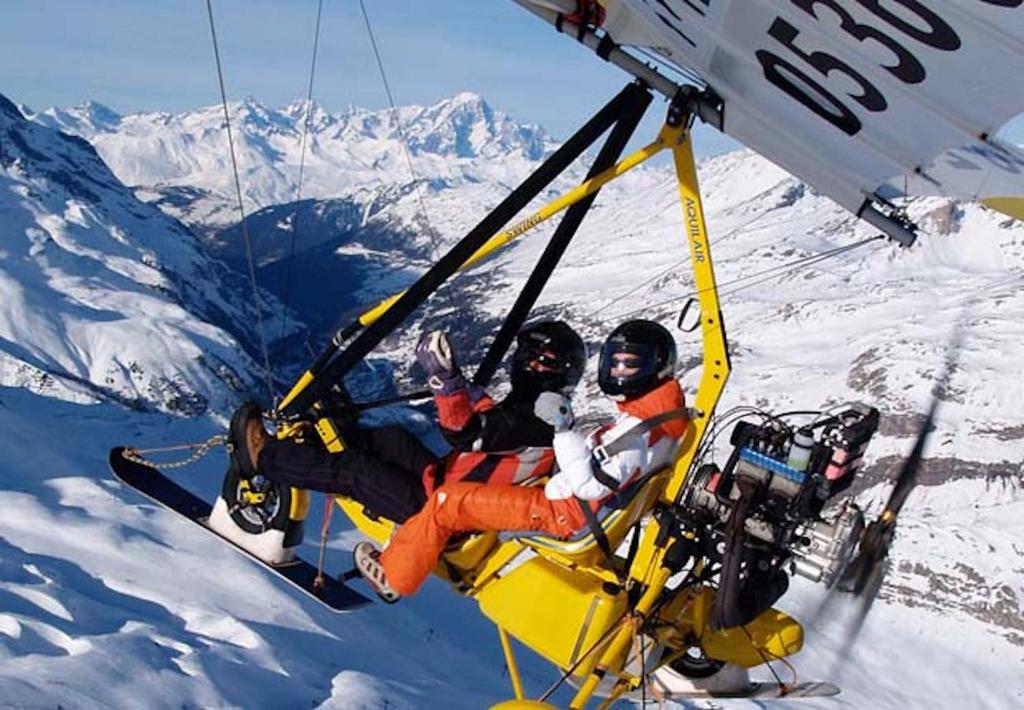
top-left (204, 0), bottom-right (276, 402)
top-left (714, 234), bottom-right (884, 299)
top-left (538, 611), bottom-right (632, 702)
top-left (741, 624), bottom-right (799, 692)
top-left (613, 234), bottom-right (885, 321)
top-left (277, 0), bottom-right (326, 351)
top-left (589, 182), bottom-right (793, 319)
top-left (357, 0), bottom-right (457, 313)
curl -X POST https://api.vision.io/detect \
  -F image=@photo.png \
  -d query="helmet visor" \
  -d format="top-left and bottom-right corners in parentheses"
top-left (598, 340), bottom-right (664, 397)
top-left (607, 352), bottom-right (644, 376)
top-left (512, 342), bottom-right (582, 391)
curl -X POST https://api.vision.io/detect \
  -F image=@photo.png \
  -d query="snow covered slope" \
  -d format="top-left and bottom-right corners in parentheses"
top-left (0, 93), bottom-right (565, 707)
top-left (3, 88), bottom-right (1023, 708)
top-left (0, 93), bottom-right (304, 415)
top-left (0, 391), bottom-right (561, 708)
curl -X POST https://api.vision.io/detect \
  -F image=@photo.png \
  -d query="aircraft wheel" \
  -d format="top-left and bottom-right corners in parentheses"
top-left (668, 645), bottom-right (725, 678)
top-left (221, 465), bottom-right (292, 534)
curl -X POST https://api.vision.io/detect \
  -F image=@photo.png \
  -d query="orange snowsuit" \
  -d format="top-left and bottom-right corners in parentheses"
top-left (381, 379), bottom-right (687, 596)
top-left (425, 383), bottom-right (555, 494)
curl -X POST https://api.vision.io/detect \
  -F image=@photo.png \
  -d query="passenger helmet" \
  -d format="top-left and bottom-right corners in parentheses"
top-left (510, 320), bottom-right (586, 394)
top-left (598, 319), bottom-right (677, 400)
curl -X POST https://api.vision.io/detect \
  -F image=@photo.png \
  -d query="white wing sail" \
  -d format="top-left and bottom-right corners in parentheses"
top-left (531, 0), bottom-right (1024, 218)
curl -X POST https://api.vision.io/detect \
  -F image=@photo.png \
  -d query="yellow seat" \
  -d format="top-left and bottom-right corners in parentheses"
top-left (477, 554), bottom-right (629, 676)
top-left (516, 468), bottom-right (671, 568)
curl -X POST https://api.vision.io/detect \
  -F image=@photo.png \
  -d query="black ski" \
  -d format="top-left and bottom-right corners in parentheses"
top-left (109, 447), bottom-right (369, 611)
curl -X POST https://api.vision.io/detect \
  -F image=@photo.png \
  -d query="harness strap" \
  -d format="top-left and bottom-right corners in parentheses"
top-left (589, 457), bottom-right (623, 492)
top-left (573, 407), bottom-right (692, 580)
top-left (591, 407), bottom-right (691, 465)
top-left (576, 496), bottom-right (621, 579)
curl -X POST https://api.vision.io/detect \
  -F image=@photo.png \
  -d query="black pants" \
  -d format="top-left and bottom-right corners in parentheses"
top-left (258, 425), bottom-right (436, 523)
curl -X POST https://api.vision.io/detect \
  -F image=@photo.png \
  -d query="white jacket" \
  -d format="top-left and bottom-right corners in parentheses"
top-left (544, 411), bottom-right (681, 501)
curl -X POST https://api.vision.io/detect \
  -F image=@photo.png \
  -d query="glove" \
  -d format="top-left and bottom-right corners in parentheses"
top-left (534, 391), bottom-right (575, 432)
top-left (416, 330), bottom-right (465, 395)
top-left (416, 330), bottom-right (458, 376)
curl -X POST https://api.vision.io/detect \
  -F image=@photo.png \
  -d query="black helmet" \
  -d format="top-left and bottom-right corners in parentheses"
top-left (510, 320), bottom-right (586, 395)
top-left (598, 319), bottom-right (677, 401)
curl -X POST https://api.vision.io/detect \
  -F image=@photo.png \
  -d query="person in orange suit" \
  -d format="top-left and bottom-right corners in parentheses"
top-left (354, 319), bottom-right (689, 602)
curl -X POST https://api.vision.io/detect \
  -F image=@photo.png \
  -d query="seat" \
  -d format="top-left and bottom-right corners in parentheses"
top-left (515, 467), bottom-right (672, 567)
top-left (520, 405), bottom-right (700, 567)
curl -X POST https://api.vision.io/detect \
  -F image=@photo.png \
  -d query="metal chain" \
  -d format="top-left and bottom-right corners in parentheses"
top-left (121, 434), bottom-right (228, 470)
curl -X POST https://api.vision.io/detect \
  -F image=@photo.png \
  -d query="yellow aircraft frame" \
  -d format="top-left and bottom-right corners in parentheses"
top-left (276, 108), bottom-right (804, 707)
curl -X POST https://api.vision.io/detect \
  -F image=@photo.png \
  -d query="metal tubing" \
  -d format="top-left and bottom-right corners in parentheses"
top-left (513, 0), bottom-right (724, 131)
top-left (473, 82), bottom-right (653, 386)
top-left (514, 0), bottom-right (680, 98)
top-left (569, 122), bottom-right (731, 709)
top-left (498, 627), bottom-right (526, 700)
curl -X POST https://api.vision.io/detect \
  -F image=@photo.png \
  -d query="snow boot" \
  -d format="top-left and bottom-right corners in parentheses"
top-left (353, 542), bottom-right (401, 604)
top-left (228, 401), bottom-right (269, 477)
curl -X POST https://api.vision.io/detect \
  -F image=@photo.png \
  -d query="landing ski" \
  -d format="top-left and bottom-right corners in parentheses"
top-left (109, 447), bottom-right (370, 611)
top-left (643, 680), bottom-right (841, 700)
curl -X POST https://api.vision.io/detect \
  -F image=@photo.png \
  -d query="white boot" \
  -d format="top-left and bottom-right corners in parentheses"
top-left (353, 542), bottom-right (401, 604)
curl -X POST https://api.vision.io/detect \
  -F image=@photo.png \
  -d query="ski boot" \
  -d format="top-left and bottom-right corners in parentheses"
top-left (353, 542), bottom-right (401, 604)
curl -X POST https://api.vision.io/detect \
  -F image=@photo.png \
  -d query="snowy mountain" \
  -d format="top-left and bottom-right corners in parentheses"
top-left (24, 94), bottom-right (563, 340)
top-left (2, 88), bottom-right (1023, 708)
top-left (25, 93), bottom-right (553, 237)
top-left (1, 92), bottom-right (551, 706)
top-left (0, 93), bottom-right (312, 415)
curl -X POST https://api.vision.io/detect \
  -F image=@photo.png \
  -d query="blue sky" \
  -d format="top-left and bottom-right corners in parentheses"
top-left (0, 0), bottom-right (738, 155)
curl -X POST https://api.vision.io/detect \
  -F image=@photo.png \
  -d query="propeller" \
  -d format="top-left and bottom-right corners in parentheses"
top-left (837, 389), bottom-right (939, 598)
top-left (824, 391), bottom-right (940, 650)
top-left (813, 330), bottom-right (961, 664)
